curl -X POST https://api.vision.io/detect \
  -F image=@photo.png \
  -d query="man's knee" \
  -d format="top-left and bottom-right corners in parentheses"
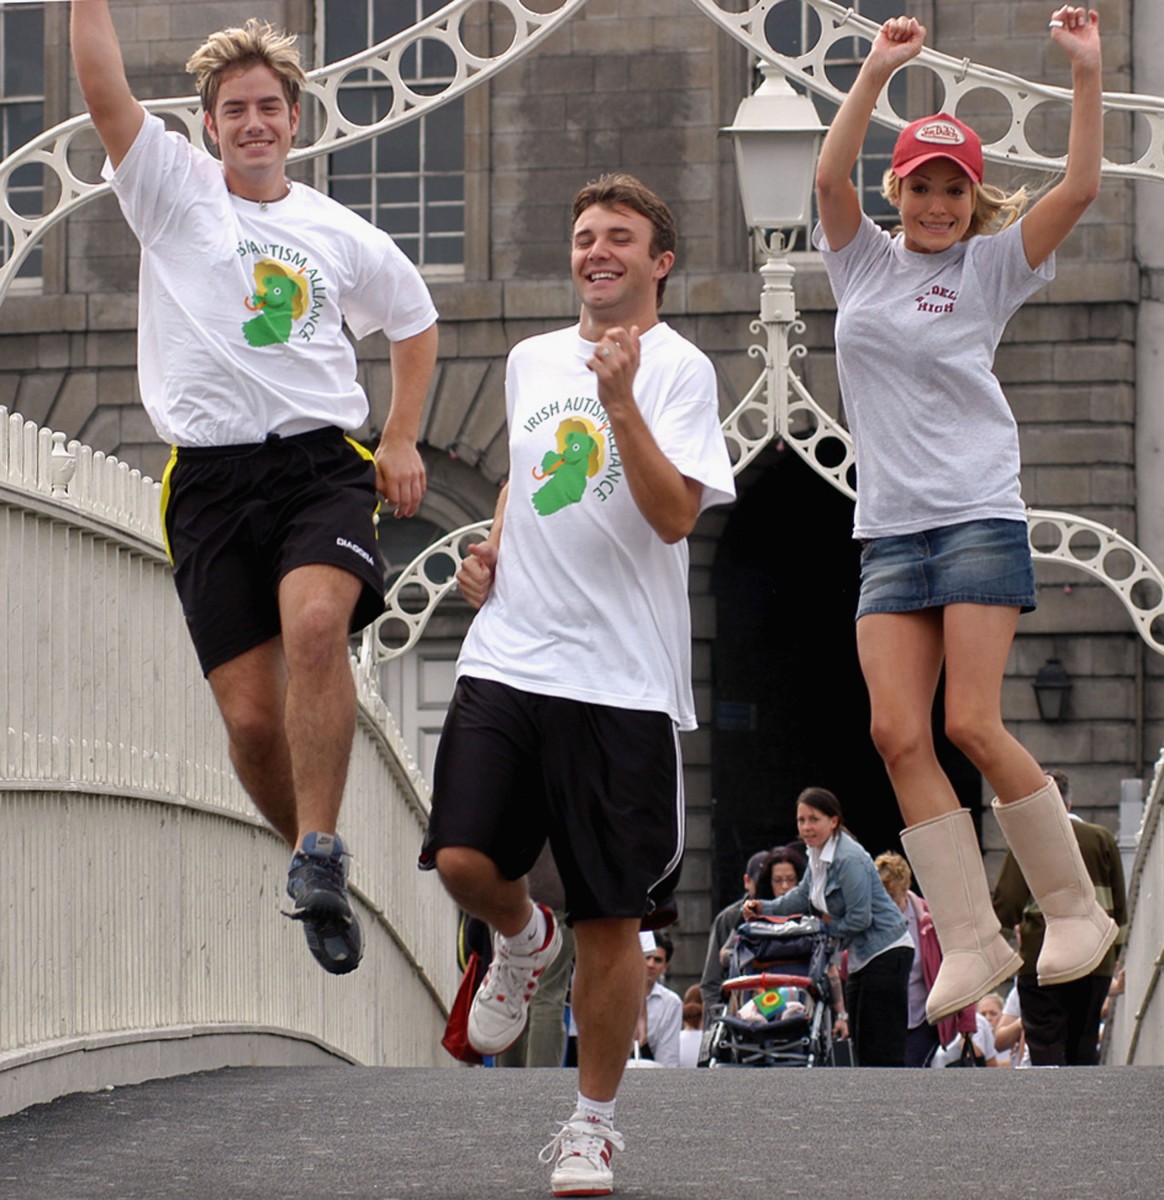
top-left (435, 845), bottom-right (506, 902)
top-left (286, 600), bottom-right (350, 662)
top-left (220, 695), bottom-right (286, 762)
top-left (280, 566), bottom-right (361, 667)
top-left (209, 652), bottom-right (286, 759)
top-left (572, 918), bottom-right (643, 969)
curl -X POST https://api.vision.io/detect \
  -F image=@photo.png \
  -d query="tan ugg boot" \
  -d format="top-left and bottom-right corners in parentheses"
top-left (901, 808), bottom-right (1022, 1024)
top-left (992, 777), bottom-right (1118, 987)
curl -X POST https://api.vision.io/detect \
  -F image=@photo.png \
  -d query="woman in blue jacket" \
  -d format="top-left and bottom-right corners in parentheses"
top-left (744, 787), bottom-right (913, 1065)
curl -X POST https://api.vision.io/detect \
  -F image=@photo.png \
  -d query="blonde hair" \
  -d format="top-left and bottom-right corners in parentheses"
top-left (882, 168), bottom-right (1031, 239)
top-left (186, 19), bottom-right (306, 118)
top-left (875, 850), bottom-right (912, 898)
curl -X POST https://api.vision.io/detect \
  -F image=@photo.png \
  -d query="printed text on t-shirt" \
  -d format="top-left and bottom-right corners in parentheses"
top-left (915, 285), bottom-right (958, 314)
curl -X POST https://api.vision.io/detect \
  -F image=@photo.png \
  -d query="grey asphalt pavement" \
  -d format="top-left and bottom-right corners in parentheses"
top-left (1, 1065), bottom-right (1162, 1199)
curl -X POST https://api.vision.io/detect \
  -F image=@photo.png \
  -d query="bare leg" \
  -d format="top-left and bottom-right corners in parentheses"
top-left (571, 918), bottom-right (644, 1103)
top-left (941, 603), bottom-right (1045, 804)
top-left (865, 606), bottom-right (1026, 1020)
top-left (277, 564), bottom-right (363, 842)
top-left (208, 638), bottom-right (297, 845)
top-left (435, 845), bottom-right (534, 938)
top-left (856, 609), bottom-right (959, 826)
top-left (207, 564), bottom-right (363, 848)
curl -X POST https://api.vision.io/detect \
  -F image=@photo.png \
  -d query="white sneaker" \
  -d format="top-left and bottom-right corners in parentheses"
top-left (467, 905), bottom-right (562, 1055)
top-left (539, 1112), bottom-right (625, 1197)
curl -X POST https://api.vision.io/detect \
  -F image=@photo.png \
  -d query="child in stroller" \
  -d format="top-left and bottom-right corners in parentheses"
top-left (706, 914), bottom-right (849, 1067)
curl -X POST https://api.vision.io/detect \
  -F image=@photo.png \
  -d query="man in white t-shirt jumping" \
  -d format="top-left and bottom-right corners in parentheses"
top-left (419, 174), bottom-right (734, 1197)
top-left (70, 3), bottom-right (438, 975)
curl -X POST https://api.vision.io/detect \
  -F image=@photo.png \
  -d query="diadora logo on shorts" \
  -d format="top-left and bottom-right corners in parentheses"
top-left (336, 537), bottom-right (376, 567)
top-left (914, 119), bottom-right (966, 146)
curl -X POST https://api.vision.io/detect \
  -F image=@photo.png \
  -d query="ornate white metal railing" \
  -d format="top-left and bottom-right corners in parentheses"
top-left (0, 0), bottom-right (588, 304)
top-left (692, 0), bottom-right (1164, 181)
top-left (359, 519), bottom-right (491, 669)
top-left (1, 408), bottom-right (459, 1114)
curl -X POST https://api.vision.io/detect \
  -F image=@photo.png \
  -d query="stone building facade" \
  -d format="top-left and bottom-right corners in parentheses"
top-left (2, 0), bottom-right (1160, 985)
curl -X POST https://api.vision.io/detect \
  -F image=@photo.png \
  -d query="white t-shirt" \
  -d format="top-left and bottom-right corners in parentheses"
top-left (815, 214), bottom-right (1053, 539)
top-left (457, 322), bottom-right (736, 730)
top-left (105, 114), bottom-right (437, 446)
top-left (678, 1027), bottom-right (703, 1068)
top-left (643, 981), bottom-right (682, 1067)
top-left (808, 834), bottom-right (838, 914)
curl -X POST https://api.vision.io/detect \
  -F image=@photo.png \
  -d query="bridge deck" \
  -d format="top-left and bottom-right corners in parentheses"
top-left (1, 1064), bottom-right (1161, 1198)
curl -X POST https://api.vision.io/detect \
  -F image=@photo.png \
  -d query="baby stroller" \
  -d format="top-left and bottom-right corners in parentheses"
top-left (706, 914), bottom-right (845, 1068)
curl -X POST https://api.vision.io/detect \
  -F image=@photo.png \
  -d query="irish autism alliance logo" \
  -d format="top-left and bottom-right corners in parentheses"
top-left (237, 243), bottom-right (327, 347)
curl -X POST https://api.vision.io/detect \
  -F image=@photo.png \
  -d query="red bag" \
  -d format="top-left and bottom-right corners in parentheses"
top-left (441, 949), bottom-right (485, 1064)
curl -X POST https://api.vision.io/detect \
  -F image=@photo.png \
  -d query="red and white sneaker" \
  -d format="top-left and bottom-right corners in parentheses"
top-left (467, 905), bottom-right (562, 1055)
top-left (539, 1112), bottom-right (625, 1197)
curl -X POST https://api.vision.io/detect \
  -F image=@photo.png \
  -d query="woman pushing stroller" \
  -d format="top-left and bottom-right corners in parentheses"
top-left (812, 6), bottom-right (1116, 1024)
top-left (744, 789), bottom-right (912, 1065)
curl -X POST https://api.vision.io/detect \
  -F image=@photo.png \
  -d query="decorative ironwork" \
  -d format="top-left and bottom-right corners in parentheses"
top-left (359, 519), bottom-right (490, 670)
top-left (689, 0), bottom-right (1164, 180)
top-left (0, 0), bottom-right (588, 303)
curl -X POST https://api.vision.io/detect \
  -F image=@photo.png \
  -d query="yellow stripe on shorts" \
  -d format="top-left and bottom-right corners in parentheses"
top-left (345, 435), bottom-right (382, 538)
top-left (158, 445), bottom-right (180, 564)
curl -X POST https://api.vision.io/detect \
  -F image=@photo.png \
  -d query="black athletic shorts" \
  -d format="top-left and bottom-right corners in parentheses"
top-left (419, 676), bottom-right (685, 924)
top-left (160, 426), bottom-right (386, 675)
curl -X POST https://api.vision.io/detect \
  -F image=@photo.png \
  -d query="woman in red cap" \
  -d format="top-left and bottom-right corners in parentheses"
top-left (812, 7), bottom-right (1116, 1027)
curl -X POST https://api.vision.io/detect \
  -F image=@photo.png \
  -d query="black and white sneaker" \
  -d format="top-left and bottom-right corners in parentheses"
top-left (281, 832), bottom-right (363, 975)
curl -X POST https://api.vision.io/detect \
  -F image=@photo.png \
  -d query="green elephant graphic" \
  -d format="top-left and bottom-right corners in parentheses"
top-left (532, 419), bottom-right (604, 516)
top-left (243, 276), bottom-right (299, 347)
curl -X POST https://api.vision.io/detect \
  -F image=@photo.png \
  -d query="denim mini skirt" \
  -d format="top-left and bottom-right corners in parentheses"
top-left (856, 518), bottom-right (1036, 619)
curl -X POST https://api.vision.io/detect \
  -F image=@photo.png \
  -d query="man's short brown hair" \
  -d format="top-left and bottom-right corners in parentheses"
top-left (571, 173), bottom-right (677, 305)
top-left (186, 19), bottom-right (306, 119)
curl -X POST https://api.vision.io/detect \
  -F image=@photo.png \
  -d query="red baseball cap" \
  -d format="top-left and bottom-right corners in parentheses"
top-left (892, 113), bottom-right (984, 183)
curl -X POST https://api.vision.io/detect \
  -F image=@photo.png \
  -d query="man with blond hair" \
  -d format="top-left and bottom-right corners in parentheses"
top-left (421, 173), bottom-right (734, 1196)
top-left (70, 2), bottom-right (438, 975)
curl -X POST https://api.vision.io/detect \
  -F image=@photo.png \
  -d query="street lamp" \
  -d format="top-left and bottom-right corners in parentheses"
top-left (723, 63), bottom-right (826, 255)
top-left (1033, 657), bottom-right (1074, 723)
top-left (722, 64), bottom-right (826, 467)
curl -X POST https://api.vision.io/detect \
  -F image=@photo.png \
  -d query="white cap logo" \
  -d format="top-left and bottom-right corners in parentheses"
top-left (915, 120), bottom-right (966, 146)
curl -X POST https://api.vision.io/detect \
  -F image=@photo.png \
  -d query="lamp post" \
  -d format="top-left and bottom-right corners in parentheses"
top-left (1033, 657), bottom-right (1074, 723)
top-left (722, 64), bottom-right (826, 452)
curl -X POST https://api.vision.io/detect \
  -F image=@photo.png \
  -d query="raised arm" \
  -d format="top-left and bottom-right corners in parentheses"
top-left (815, 15), bottom-right (925, 252)
top-left (1020, 7), bottom-right (1103, 270)
top-left (70, 0), bottom-right (145, 168)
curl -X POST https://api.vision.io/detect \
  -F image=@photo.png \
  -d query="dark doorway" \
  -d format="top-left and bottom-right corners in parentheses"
top-left (709, 444), bottom-right (981, 909)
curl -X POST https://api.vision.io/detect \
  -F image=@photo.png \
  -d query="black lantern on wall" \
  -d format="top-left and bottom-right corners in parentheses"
top-left (1032, 657), bottom-right (1073, 722)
